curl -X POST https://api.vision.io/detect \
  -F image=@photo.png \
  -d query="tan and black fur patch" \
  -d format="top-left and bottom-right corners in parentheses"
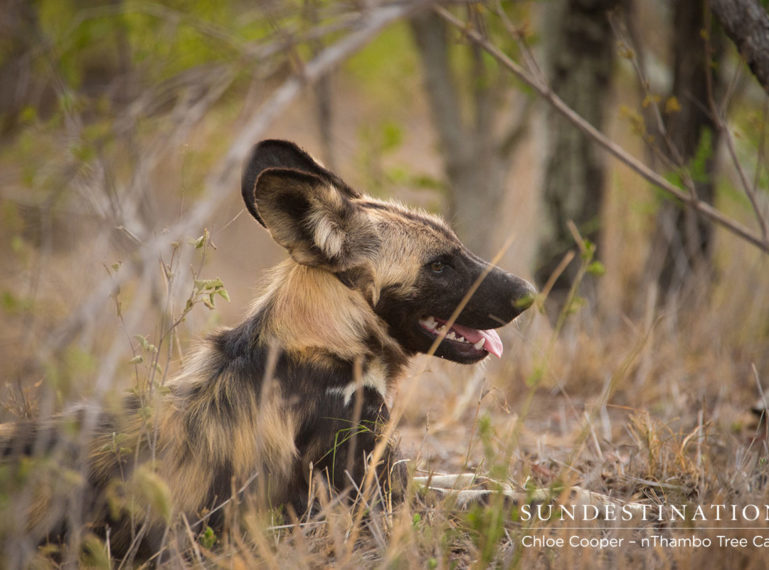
top-left (1, 139), bottom-right (535, 561)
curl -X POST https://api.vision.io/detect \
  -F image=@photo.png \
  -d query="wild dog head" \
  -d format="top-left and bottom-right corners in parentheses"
top-left (242, 140), bottom-right (535, 364)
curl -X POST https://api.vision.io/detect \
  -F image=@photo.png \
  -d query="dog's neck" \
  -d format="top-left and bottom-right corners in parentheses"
top-left (252, 260), bottom-right (409, 384)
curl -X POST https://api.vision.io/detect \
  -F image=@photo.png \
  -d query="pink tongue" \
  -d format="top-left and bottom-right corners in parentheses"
top-left (448, 322), bottom-right (504, 358)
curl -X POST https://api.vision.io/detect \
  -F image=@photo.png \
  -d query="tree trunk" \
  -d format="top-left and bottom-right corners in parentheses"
top-left (410, 11), bottom-right (522, 257)
top-left (645, 0), bottom-right (722, 303)
top-left (535, 0), bottom-right (619, 299)
top-left (0, 0), bottom-right (45, 137)
top-left (710, 0), bottom-right (769, 95)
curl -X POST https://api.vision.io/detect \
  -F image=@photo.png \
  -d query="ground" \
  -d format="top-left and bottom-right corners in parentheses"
top-left (1, 70), bottom-right (769, 568)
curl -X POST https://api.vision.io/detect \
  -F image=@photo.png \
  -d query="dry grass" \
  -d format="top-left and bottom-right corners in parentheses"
top-left (2, 219), bottom-right (768, 568)
top-left (1, 43), bottom-right (769, 570)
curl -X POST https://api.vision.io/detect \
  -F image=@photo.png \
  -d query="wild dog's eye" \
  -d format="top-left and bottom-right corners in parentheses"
top-left (430, 260), bottom-right (446, 274)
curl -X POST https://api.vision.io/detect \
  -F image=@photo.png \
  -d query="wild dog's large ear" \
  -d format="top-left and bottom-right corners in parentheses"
top-left (252, 167), bottom-right (378, 270)
top-left (242, 140), bottom-right (360, 226)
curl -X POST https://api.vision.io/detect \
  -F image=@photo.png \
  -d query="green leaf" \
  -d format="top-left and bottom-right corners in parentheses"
top-left (514, 293), bottom-right (536, 310)
top-left (194, 277), bottom-right (225, 291)
top-left (134, 334), bottom-right (158, 354)
top-left (191, 228), bottom-right (210, 249)
top-left (690, 127), bottom-right (714, 184)
top-left (587, 261), bottom-right (606, 276)
top-left (200, 525), bottom-right (217, 549)
top-left (580, 238), bottom-right (596, 261)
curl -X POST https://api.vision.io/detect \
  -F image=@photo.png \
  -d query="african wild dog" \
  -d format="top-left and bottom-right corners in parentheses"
top-left (1, 139), bottom-right (535, 560)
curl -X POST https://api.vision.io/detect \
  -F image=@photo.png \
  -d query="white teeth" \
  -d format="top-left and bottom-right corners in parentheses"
top-left (473, 338), bottom-right (485, 350)
top-left (443, 330), bottom-right (469, 343)
top-left (420, 316), bottom-right (471, 344)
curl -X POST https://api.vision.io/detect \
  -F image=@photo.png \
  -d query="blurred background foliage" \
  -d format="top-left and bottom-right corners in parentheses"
top-left (1, 0), bottom-right (768, 436)
top-left (1, 0), bottom-right (767, 418)
top-left (1, 0), bottom-right (769, 565)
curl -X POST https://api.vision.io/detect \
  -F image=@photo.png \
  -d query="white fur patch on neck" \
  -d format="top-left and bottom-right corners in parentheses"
top-left (326, 359), bottom-right (388, 406)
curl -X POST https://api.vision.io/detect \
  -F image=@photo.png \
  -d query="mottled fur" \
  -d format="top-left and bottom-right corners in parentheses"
top-left (1, 140), bottom-right (534, 561)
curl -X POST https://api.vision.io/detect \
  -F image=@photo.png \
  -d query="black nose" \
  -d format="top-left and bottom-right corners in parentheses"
top-left (455, 261), bottom-right (537, 329)
top-left (511, 278), bottom-right (537, 316)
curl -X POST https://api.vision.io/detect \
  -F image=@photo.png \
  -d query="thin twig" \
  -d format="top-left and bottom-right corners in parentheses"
top-left (348, 231), bottom-right (518, 545)
top-left (435, 6), bottom-right (769, 255)
top-left (607, 11), bottom-right (686, 173)
top-left (36, 1), bottom-right (428, 372)
top-left (704, 6), bottom-right (768, 240)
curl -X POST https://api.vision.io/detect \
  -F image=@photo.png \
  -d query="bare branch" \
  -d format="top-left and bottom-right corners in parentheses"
top-left (703, 8), bottom-right (769, 241)
top-left (435, 5), bottom-right (769, 255)
top-left (607, 12), bottom-right (686, 173)
top-left (38, 1), bottom-right (430, 368)
top-left (209, 1), bottom-right (430, 191)
top-left (711, 97), bottom-right (769, 240)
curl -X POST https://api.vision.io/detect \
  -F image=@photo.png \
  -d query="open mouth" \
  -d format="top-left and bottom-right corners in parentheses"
top-left (418, 316), bottom-right (504, 359)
